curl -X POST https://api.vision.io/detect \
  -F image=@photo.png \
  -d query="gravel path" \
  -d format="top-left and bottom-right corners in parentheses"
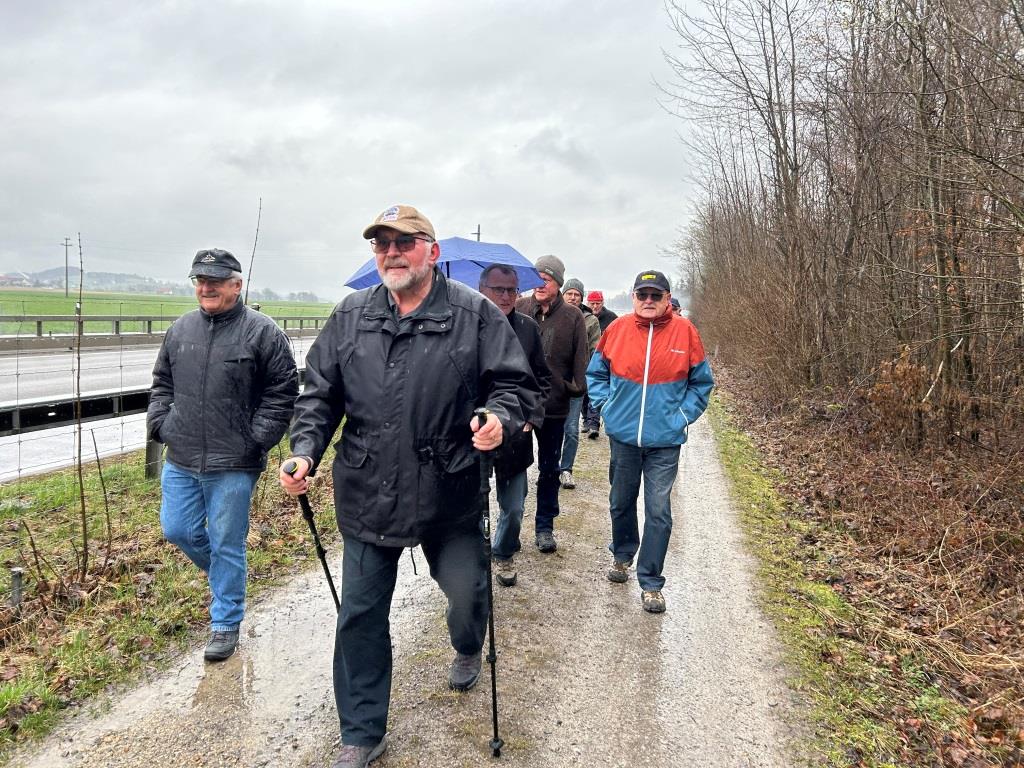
top-left (11, 418), bottom-right (805, 768)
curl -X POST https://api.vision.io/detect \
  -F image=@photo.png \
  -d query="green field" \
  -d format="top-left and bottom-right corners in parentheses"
top-left (0, 288), bottom-right (334, 335)
top-left (0, 288), bottom-right (333, 317)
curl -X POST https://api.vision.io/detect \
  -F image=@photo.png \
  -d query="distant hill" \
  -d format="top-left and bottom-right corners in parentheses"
top-left (26, 266), bottom-right (194, 295)
top-left (14, 266), bottom-right (320, 303)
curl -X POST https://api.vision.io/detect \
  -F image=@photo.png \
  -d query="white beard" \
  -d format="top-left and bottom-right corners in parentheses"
top-left (380, 259), bottom-right (434, 293)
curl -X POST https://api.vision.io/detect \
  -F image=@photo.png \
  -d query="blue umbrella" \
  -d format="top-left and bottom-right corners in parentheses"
top-left (344, 236), bottom-right (543, 291)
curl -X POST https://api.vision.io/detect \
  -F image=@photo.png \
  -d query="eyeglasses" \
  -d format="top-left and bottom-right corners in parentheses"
top-left (483, 285), bottom-right (518, 296)
top-left (634, 290), bottom-right (666, 302)
top-left (370, 235), bottom-right (433, 254)
top-left (191, 276), bottom-right (229, 286)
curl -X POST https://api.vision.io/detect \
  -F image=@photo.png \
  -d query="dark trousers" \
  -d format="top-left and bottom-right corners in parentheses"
top-left (534, 417), bottom-right (566, 533)
top-left (334, 528), bottom-right (488, 746)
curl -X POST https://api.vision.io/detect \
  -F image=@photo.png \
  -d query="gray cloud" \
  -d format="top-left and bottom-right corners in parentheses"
top-left (0, 0), bottom-right (694, 299)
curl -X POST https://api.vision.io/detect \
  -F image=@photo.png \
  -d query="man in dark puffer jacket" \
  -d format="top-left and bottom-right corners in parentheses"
top-left (147, 248), bottom-right (298, 662)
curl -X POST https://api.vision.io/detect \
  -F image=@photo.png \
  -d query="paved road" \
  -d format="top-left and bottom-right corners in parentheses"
top-left (10, 420), bottom-right (807, 768)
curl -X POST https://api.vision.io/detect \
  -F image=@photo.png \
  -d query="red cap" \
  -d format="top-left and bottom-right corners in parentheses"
top-left (587, 290), bottom-right (603, 302)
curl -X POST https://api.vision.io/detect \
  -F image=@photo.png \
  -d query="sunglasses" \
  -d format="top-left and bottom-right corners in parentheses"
top-left (483, 285), bottom-right (518, 296)
top-left (634, 290), bottom-right (665, 302)
top-left (370, 235), bottom-right (433, 254)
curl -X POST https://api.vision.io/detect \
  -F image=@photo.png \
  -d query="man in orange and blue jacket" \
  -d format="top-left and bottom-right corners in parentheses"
top-left (586, 269), bottom-right (714, 614)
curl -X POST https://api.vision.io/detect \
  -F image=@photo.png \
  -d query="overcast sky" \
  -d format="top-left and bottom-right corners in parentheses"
top-left (1, 1), bottom-right (695, 301)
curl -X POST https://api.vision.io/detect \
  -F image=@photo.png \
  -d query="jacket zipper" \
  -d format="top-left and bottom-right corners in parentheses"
top-left (637, 322), bottom-right (654, 446)
top-left (199, 315), bottom-right (214, 471)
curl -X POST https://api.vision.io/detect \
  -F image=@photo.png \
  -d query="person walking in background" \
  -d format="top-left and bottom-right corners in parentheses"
top-left (515, 255), bottom-right (589, 553)
top-left (582, 290), bottom-right (616, 438)
top-left (670, 297), bottom-right (683, 316)
top-left (279, 205), bottom-right (539, 768)
top-left (148, 248), bottom-right (298, 662)
top-left (587, 290), bottom-right (618, 332)
top-left (478, 265), bottom-right (552, 587)
top-left (558, 278), bottom-right (600, 490)
top-left (586, 270), bottom-right (714, 614)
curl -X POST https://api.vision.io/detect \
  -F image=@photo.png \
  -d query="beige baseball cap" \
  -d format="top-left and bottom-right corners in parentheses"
top-left (362, 204), bottom-right (436, 240)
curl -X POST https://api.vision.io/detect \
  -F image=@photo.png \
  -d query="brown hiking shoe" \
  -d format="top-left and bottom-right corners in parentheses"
top-left (607, 560), bottom-right (630, 583)
top-left (332, 736), bottom-right (387, 767)
top-left (642, 590), bottom-right (667, 613)
top-left (495, 557), bottom-right (517, 587)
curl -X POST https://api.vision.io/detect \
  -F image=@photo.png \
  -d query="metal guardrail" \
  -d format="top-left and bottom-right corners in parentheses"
top-left (0, 314), bottom-right (328, 337)
top-left (0, 315), bottom-right (328, 353)
top-left (0, 369), bottom-right (307, 439)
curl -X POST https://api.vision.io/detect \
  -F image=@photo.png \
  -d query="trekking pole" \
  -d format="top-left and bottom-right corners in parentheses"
top-left (283, 460), bottom-right (341, 613)
top-left (473, 408), bottom-right (504, 758)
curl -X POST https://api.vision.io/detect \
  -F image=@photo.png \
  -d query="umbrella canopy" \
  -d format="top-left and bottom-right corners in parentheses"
top-left (344, 236), bottom-right (543, 292)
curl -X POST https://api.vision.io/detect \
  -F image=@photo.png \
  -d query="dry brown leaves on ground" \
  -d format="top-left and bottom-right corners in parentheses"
top-left (716, 365), bottom-right (1023, 767)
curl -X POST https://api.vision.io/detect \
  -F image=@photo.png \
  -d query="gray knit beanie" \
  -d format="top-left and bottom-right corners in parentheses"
top-left (562, 277), bottom-right (584, 296)
top-left (534, 254), bottom-right (565, 287)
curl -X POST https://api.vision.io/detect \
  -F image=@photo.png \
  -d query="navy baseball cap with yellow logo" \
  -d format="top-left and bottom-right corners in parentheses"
top-left (632, 270), bottom-right (671, 293)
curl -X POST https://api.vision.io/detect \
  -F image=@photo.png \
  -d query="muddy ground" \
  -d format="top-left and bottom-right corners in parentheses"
top-left (11, 419), bottom-right (807, 768)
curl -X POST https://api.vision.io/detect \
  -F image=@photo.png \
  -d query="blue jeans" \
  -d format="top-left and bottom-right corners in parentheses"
top-left (607, 439), bottom-right (681, 592)
top-left (583, 396), bottom-right (601, 432)
top-left (335, 529), bottom-right (487, 745)
top-left (492, 469), bottom-right (528, 560)
top-left (160, 461), bottom-right (259, 631)
top-left (559, 397), bottom-right (584, 473)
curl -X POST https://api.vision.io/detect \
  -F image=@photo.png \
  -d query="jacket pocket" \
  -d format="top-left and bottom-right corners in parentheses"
top-left (159, 404), bottom-right (181, 445)
top-left (415, 438), bottom-right (477, 528)
top-left (340, 432), bottom-right (370, 468)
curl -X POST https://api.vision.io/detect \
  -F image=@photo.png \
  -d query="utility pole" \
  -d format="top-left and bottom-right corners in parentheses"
top-left (472, 225), bottom-right (481, 242)
top-left (62, 237), bottom-right (72, 297)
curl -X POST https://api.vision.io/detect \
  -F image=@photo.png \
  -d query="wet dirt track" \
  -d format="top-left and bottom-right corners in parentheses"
top-left (11, 418), bottom-right (806, 768)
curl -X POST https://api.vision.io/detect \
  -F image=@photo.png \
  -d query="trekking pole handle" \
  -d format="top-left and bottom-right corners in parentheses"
top-left (473, 407), bottom-right (491, 431)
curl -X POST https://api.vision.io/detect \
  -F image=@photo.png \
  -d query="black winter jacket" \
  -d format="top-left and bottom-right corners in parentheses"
top-left (514, 293), bottom-right (589, 420)
top-left (494, 310), bottom-right (551, 480)
top-left (594, 306), bottom-right (618, 333)
top-left (290, 270), bottom-right (541, 548)
top-left (147, 301), bottom-right (299, 472)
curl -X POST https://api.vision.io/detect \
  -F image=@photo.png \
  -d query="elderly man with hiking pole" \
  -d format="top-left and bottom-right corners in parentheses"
top-left (278, 205), bottom-right (540, 768)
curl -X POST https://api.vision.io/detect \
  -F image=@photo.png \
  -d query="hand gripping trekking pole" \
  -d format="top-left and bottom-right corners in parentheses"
top-left (474, 408), bottom-right (504, 758)
top-left (283, 460), bottom-right (341, 613)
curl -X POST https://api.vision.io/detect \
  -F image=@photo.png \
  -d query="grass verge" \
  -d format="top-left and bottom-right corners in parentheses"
top-left (707, 393), bottom-right (984, 768)
top-left (0, 442), bottom-right (337, 761)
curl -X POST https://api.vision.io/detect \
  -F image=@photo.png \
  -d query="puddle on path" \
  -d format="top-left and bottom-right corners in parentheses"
top-left (12, 550), bottom-right (445, 768)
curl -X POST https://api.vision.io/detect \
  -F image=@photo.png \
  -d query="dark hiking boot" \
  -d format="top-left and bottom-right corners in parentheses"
top-left (449, 651), bottom-right (482, 691)
top-left (642, 590), bottom-right (667, 614)
top-left (203, 630), bottom-right (239, 662)
top-left (535, 530), bottom-right (557, 553)
top-left (587, 428), bottom-right (600, 439)
top-left (495, 557), bottom-right (517, 587)
top-left (332, 736), bottom-right (387, 768)
top-left (607, 560), bottom-right (631, 583)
